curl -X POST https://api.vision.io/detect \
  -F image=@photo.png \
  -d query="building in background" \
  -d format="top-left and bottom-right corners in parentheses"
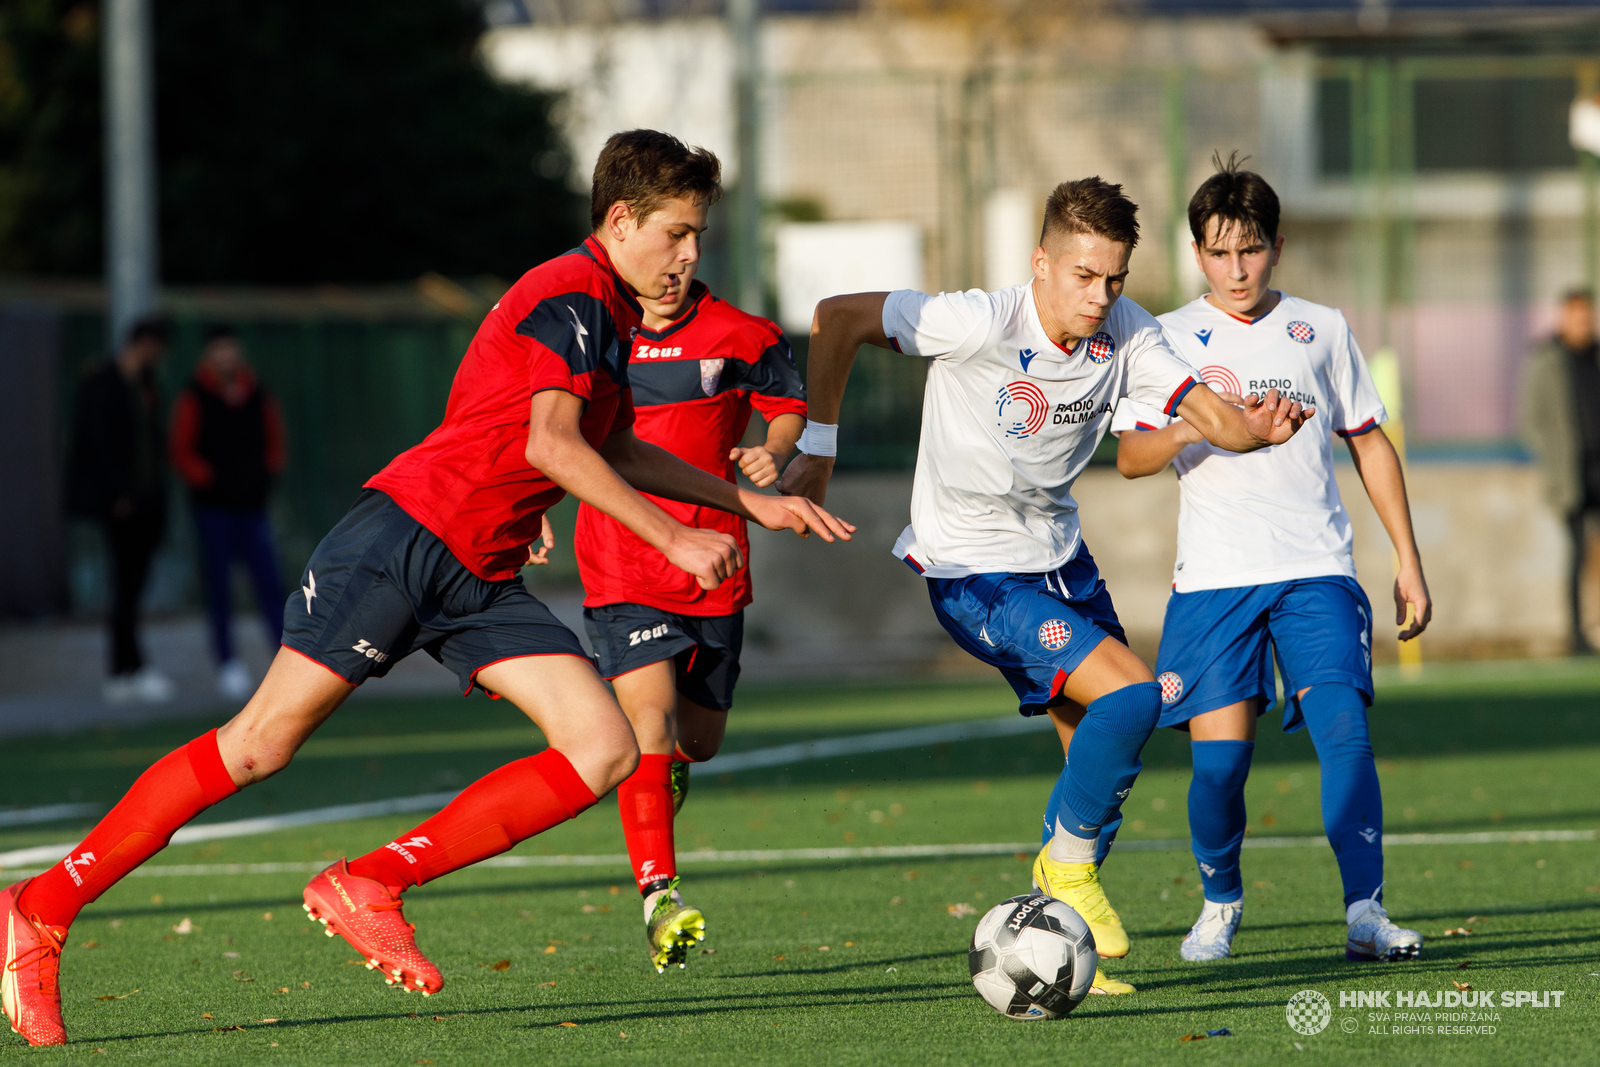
top-left (484, 0), bottom-right (1600, 457)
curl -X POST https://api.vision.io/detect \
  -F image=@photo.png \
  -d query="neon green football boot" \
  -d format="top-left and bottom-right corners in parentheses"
top-left (1032, 844), bottom-right (1130, 958)
top-left (669, 759), bottom-right (691, 816)
top-left (645, 876), bottom-right (705, 973)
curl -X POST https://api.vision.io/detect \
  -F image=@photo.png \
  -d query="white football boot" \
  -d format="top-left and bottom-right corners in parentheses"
top-left (1179, 899), bottom-right (1243, 961)
top-left (1345, 886), bottom-right (1422, 961)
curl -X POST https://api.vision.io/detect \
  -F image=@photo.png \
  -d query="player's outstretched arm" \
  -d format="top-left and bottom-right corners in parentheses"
top-left (776, 292), bottom-right (892, 505)
top-left (1346, 426), bottom-right (1432, 640)
top-left (600, 427), bottom-right (854, 543)
top-left (1116, 420), bottom-right (1204, 478)
top-left (1177, 382), bottom-right (1314, 453)
top-left (527, 390), bottom-right (746, 589)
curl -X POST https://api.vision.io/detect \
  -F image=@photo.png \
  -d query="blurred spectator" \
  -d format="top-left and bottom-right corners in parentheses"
top-left (66, 316), bottom-right (176, 703)
top-left (170, 326), bottom-right (288, 700)
top-left (1521, 288), bottom-right (1600, 654)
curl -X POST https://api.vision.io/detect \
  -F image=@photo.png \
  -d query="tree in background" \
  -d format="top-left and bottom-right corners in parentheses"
top-left (0, 0), bottom-right (581, 284)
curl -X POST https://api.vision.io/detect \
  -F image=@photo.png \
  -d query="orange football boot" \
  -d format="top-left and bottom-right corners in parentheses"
top-left (1, 880), bottom-right (67, 1046)
top-left (302, 860), bottom-right (442, 995)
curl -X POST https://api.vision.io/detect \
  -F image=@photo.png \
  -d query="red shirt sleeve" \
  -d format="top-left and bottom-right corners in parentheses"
top-left (168, 391), bottom-right (214, 488)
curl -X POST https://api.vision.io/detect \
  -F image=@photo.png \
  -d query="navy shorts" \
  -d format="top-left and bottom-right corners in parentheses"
top-left (1153, 575), bottom-right (1374, 731)
top-left (921, 546), bottom-right (1127, 717)
top-left (584, 603), bottom-right (744, 711)
top-left (281, 490), bottom-right (586, 693)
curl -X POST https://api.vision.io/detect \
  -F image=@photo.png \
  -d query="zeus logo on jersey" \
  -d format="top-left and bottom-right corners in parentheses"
top-left (351, 639), bottom-right (389, 662)
top-left (628, 623), bottom-right (671, 646)
top-left (634, 345), bottom-right (685, 360)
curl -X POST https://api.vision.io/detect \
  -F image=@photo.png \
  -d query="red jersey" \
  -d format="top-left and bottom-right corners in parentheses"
top-left (575, 282), bottom-right (806, 615)
top-left (367, 236), bottom-right (640, 581)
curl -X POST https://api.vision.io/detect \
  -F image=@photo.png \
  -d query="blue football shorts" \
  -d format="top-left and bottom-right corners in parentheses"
top-left (919, 545), bottom-right (1127, 717)
top-left (1153, 574), bottom-right (1374, 732)
top-left (280, 490), bottom-right (587, 694)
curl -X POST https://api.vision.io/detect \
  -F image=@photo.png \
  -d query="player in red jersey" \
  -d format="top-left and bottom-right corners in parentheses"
top-left (575, 270), bottom-right (805, 971)
top-left (0, 131), bottom-right (852, 1046)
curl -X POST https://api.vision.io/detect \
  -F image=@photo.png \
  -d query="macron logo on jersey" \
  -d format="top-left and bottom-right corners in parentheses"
top-left (1195, 328), bottom-right (1212, 346)
top-left (1018, 348), bottom-right (1038, 372)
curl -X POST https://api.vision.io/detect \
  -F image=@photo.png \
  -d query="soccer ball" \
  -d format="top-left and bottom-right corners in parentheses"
top-left (968, 894), bottom-right (1097, 1020)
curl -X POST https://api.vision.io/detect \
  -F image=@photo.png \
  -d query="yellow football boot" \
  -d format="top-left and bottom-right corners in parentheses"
top-left (1089, 968), bottom-right (1136, 995)
top-left (1032, 844), bottom-right (1130, 958)
top-left (645, 877), bottom-right (705, 973)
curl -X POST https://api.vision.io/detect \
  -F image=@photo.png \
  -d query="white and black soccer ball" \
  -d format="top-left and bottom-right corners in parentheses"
top-left (968, 894), bottom-right (1097, 1020)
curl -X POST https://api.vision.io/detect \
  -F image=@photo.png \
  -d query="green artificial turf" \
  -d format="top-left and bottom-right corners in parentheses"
top-left (2, 667), bottom-right (1598, 1065)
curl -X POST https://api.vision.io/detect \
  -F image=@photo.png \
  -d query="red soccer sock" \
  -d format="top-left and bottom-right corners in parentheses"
top-left (17, 730), bottom-right (239, 929)
top-left (348, 749), bottom-right (598, 890)
top-left (618, 754), bottom-right (677, 894)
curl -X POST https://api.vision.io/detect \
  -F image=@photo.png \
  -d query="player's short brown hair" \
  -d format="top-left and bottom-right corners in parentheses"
top-left (590, 130), bottom-right (723, 230)
top-left (1188, 151), bottom-right (1279, 246)
top-left (1040, 177), bottom-right (1141, 250)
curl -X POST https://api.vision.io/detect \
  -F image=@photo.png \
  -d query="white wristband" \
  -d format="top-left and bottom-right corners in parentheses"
top-left (797, 420), bottom-right (839, 458)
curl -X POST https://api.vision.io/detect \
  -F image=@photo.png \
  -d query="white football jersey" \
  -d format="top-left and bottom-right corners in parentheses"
top-left (882, 283), bottom-right (1199, 577)
top-left (1111, 292), bottom-right (1387, 593)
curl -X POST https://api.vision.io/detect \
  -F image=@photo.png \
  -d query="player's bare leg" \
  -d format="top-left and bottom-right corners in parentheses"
top-left (611, 662), bottom-right (722, 970)
top-left (1032, 636), bottom-right (1157, 967)
top-left (305, 655), bottom-right (637, 995)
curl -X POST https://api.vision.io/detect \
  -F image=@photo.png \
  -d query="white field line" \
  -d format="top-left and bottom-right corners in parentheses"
top-left (2, 829), bottom-right (1593, 880)
top-left (0, 803), bottom-right (101, 828)
top-left (0, 717), bottom-right (1052, 870)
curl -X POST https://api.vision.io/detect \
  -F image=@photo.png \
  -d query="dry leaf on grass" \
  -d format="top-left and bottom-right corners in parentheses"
top-left (558, 1021), bottom-right (578, 1027)
top-left (79, 941), bottom-right (99, 949)
top-left (700, 948), bottom-right (716, 955)
top-left (251, 1018), bottom-right (280, 1025)
top-left (543, 945), bottom-right (557, 954)
top-left (540, 981), bottom-right (557, 987)
top-left (201, 1014), bottom-right (213, 1020)
top-left (274, 987), bottom-right (290, 994)
top-left (93, 990), bottom-right (138, 1001)
top-left (947, 903), bottom-right (977, 918)
top-left (1453, 980), bottom-right (1473, 991)
top-left (1457, 961), bottom-right (1473, 970)
top-left (232, 970), bottom-right (254, 983)
top-left (1442, 927), bottom-right (1472, 937)
top-left (172, 918), bottom-right (193, 935)
top-left (581, 904), bottom-right (597, 913)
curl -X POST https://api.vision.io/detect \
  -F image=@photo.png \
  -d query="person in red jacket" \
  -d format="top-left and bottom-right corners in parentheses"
top-left (575, 273), bottom-right (805, 972)
top-left (170, 326), bottom-right (289, 700)
top-left (0, 129), bottom-right (852, 1047)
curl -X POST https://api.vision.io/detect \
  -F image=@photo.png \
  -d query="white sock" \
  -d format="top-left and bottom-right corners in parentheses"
top-left (1200, 898), bottom-right (1242, 919)
top-left (1346, 898), bottom-right (1382, 925)
top-left (1047, 818), bottom-right (1098, 864)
